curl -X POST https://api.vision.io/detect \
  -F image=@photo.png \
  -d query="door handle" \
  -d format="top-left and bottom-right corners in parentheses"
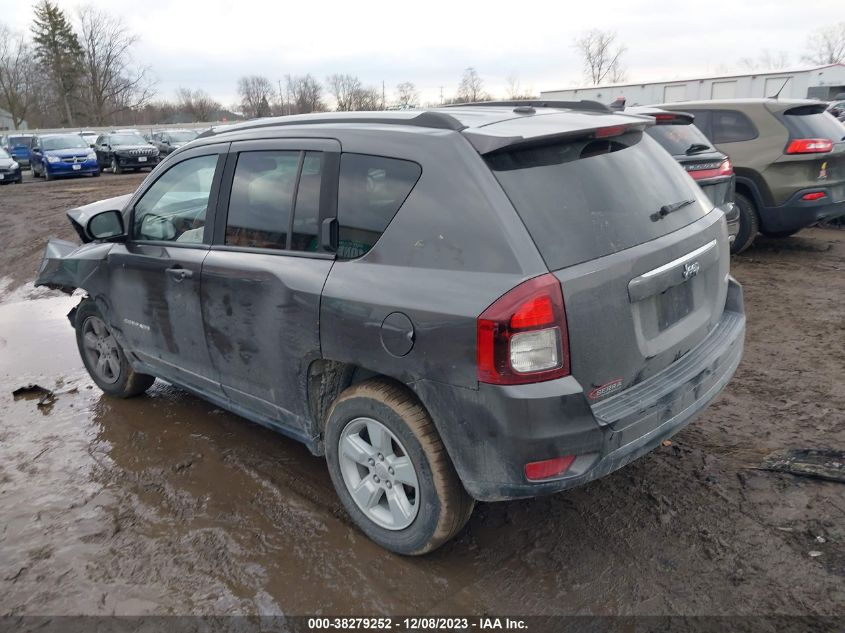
top-left (165, 267), bottom-right (193, 281)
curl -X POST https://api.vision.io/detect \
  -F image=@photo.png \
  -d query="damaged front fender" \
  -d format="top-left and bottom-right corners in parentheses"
top-left (34, 238), bottom-right (115, 294)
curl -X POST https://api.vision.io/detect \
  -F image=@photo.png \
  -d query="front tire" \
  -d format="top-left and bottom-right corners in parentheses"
top-left (111, 156), bottom-right (122, 174)
top-left (43, 164), bottom-right (53, 181)
top-left (325, 379), bottom-right (474, 555)
top-left (731, 192), bottom-right (759, 254)
top-left (75, 300), bottom-right (155, 398)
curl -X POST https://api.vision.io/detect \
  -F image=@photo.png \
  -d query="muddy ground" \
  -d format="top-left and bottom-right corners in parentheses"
top-left (0, 173), bottom-right (843, 618)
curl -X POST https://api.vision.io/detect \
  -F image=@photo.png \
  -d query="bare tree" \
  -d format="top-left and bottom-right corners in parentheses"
top-left (803, 22), bottom-right (845, 65)
top-left (394, 81), bottom-right (418, 108)
top-left (455, 67), bottom-right (490, 103)
top-left (285, 74), bottom-right (326, 114)
top-left (238, 75), bottom-right (273, 118)
top-left (574, 29), bottom-right (627, 85)
top-left (505, 74), bottom-right (536, 100)
top-left (76, 5), bottom-right (155, 125)
top-left (326, 73), bottom-right (381, 111)
top-left (0, 24), bottom-right (39, 128)
top-left (326, 73), bottom-right (361, 111)
top-left (176, 87), bottom-right (219, 121)
top-left (739, 49), bottom-right (790, 71)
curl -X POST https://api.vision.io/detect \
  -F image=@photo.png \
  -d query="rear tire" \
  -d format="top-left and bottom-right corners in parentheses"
top-left (325, 379), bottom-right (474, 555)
top-left (75, 300), bottom-right (155, 398)
top-left (731, 192), bottom-right (759, 254)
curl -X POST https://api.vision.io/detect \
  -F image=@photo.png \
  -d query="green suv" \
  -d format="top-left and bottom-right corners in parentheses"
top-left (658, 99), bottom-right (845, 252)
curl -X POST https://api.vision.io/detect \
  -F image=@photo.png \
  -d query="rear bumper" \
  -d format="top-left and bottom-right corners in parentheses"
top-left (760, 187), bottom-right (845, 232)
top-left (415, 277), bottom-right (745, 502)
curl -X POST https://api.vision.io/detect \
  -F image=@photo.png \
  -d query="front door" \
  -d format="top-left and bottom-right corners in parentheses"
top-left (201, 138), bottom-right (340, 432)
top-left (107, 146), bottom-right (228, 395)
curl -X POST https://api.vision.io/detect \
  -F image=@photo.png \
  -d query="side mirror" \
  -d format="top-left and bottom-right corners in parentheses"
top-left (87, 210), bottom-right (126, 241)
top-left (320, 218), bottom-right (338, 252)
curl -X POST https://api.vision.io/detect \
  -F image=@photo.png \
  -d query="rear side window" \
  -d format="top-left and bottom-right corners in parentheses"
top-left (646, 122), bottom-right (714, 156)
top-left (336, 153), bottom-right (421, 259)
top-left (710, 110), bottom-right (757, 143)
top-left (487, 132), bottom-right (710, 270)
top-left (782, 106), bottom-right (845, 141)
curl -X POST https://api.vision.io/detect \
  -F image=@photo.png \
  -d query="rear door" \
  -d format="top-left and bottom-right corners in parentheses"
top-left (201, 138), bottom-right (340, 432)
top-left (107, 144), bottom-right (228, 394)
top-left (487, 131), bottom-right (730, 401)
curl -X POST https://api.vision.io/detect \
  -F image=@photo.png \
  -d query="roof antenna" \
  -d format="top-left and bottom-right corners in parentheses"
top-left (768, 77), bottom-right (791, 100)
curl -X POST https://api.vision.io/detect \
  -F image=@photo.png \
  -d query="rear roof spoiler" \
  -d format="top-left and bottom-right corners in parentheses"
top-left (443, 99), bottom-right (612, 114)
top-left (465, 120), bottom-right (652, 155)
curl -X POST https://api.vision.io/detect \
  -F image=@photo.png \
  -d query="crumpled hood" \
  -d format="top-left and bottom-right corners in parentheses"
top-left (67, 194), bottom-right (132, 242)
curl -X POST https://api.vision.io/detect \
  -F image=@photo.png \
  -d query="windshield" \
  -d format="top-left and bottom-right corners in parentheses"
top-left (8, 136), bottom-right (33, 148)
top-left (110, 134), bottom-right (147, 145)
top-left (646, 122), bottom-right (714, 156)
top-left (0, 148), bottom-right (10, 159)
top-left (783, 107), bottom-right (845, 141)
top-left (169, 131), bottom-right (198, 143)
top-left (42, 135), bottom-right (89, 151)
top-left (487, 132), bottom-right (711, 270)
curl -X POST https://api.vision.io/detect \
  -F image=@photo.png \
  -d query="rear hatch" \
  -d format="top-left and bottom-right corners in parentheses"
top-left (487, 129), bottom-right (730, 401)
top-left (644, 111), bottom-right (734, 208)
top-left (768, 103), bottom-right (845, 205)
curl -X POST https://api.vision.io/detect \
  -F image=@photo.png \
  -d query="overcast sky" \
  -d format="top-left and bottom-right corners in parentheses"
top-left (4, 0), bottom-right (839, 106)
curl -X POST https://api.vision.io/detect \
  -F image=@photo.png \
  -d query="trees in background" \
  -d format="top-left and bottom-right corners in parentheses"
top-left (803, 22), bottom-right (845, 65)
top-left (454, 67), bottom-right (489, 103)
top-left (573, 29), bottom-right (627, 86)
top-left (326, 73), bottom-right (382, 111)
top-left (176, 87), bottom-right (220, 121)
top-left (394, 81), bottom-right (418, 108)
top-left (284, 74), bottom-right (326, 114)
top-left (77, 5), bottom-right (154, 125)
top-left (31, 0), bottom-right (83, 125)
top-left (237, 75), bottom-right (273, 118)
top-left (0, 24), bottom-right (40, 128)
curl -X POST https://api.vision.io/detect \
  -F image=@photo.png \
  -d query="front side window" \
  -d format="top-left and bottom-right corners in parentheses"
top-left (133, 154), bottom-right (219, 243)
top-left (336, 153), bottom-right (421, 259)
top-left (710, 110), bottom-right (757, 143)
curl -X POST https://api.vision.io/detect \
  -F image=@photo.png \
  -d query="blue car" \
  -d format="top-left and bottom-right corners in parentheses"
top-left (31, 134), bottom-right (101, 180)
top-left (1, 133), bottom-right (35, 168)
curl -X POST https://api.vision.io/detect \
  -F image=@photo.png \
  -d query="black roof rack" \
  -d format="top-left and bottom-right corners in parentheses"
top-left (199, 111), bottom-right (467, 138)
top-left (442, 99), bottom-right (612, 114)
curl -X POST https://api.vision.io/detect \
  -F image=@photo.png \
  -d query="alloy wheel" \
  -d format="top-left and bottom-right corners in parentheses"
top-left (81, 316), bottom-right (121, 384)
top-left (338, 416), bottom-right (420, 530)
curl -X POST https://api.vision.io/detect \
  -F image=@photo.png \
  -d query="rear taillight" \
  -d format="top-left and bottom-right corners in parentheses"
top-left (477, 274), bottom-right (570, 385)
top-left (688, 158), bottom-right (733, 181)
top-left (785, 139), bottom-right (833, 154)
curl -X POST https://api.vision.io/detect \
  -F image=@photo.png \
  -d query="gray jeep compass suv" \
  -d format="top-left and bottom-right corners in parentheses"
top-left (36, 102), bottom-right (745, 555)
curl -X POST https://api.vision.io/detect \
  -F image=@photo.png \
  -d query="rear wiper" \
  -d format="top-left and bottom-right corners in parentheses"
top-left (685, 143), bottom-right (711, 155)
top-left (651, 199), bottom-right (695, 222)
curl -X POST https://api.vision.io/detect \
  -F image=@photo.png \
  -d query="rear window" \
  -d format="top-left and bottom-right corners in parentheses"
top-left (782, 106), bottom-right (845, 141)
top-left (646, 122), bottom-right (714, 156)
top-left (8, 136), bottom-right (33, 148)
top-left (487, 132), bottom-right (710, 270)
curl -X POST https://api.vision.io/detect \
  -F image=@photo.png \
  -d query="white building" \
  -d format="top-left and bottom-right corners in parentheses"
top-left (540, 64), bottom-right (845, 106)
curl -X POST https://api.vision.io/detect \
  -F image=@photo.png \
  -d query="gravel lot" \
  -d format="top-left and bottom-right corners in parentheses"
top-left (0, 173), bottom-right (843, 620)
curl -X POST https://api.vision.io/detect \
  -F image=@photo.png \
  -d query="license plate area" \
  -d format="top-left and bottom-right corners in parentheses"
top-left (138, 156), bottom-right (147, 162)
top-left (72, 164), bottom-right (81, 170)
top-left (657, 281), bottom-right (693, 330)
